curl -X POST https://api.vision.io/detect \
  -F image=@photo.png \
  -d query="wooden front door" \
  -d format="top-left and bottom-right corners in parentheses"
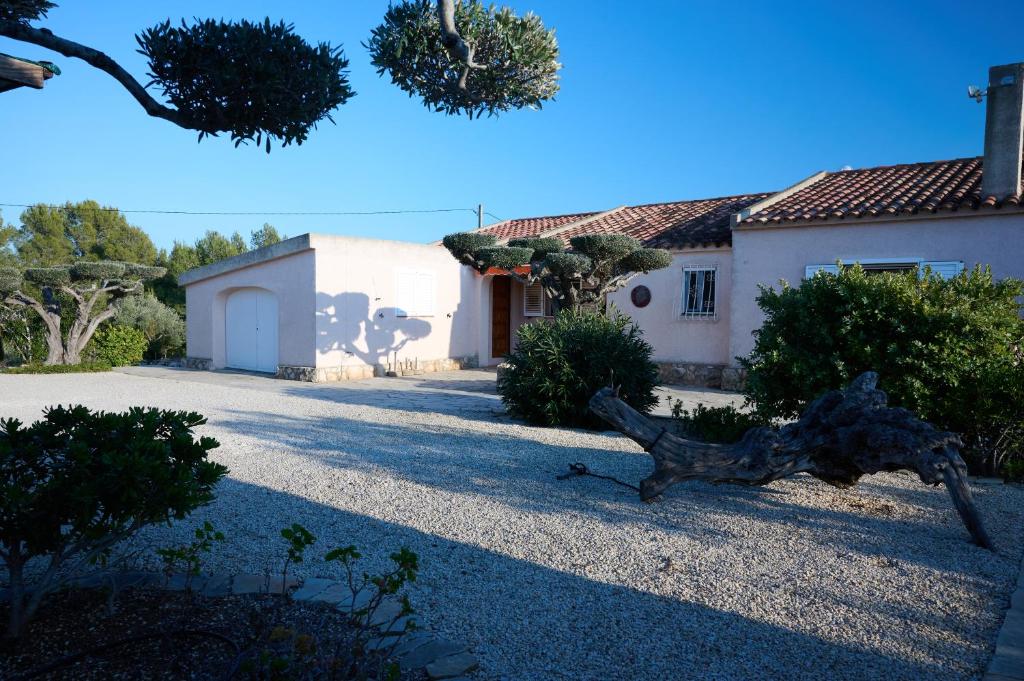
top-left (491, 277), bottom-right (511, 358)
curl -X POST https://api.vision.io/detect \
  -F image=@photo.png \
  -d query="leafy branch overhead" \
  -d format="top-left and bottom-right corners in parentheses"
top-left (0, 0), bottom-right (561, 149)
top-left (367, 0), bottom-right (560, 117)
top-left (442, 231), bottom-right (672, 311)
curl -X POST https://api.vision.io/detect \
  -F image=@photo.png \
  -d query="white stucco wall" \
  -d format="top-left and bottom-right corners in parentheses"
top-left (310, 235), bottom-right (479, 369)
top-left (184, 249), bottom-right (317, 369)
top-left (729, 212), bottom-right (1024, 363)
top-left (608, 249), bottom-right (734, 365)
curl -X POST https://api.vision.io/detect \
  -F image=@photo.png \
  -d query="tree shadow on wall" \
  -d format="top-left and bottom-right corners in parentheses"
top-left (316, 291), bottom-right (431, 368)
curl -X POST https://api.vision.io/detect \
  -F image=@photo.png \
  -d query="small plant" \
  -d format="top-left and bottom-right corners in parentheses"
top-left (245, 528), bottom-right (421, 679)
top-left (156, 521), bottom-right (225, 590)
top-left (280, 523), bottom-right (316, 596)
top-left (669, 400), bottom-right (770, 444)
top-left (498, 308), bottom-right (659, 428)
top-left (0, 405), bottom-right (225, 638)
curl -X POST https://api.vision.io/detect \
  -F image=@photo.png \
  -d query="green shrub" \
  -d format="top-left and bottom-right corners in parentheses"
top-left (114, 294), bottom-right (186, 358)
top-left (0, 405), bottom-right (225, 637)
top-left (87, 324), bottom-right (148, 366)
top-left (498, 308), bottom-right (659, 428)
top-left (2, 362), bottom-right (111, 374)
top-left (669, 401), bottom-right (769, 444)
top-left (1003, 458), bottom-right (1024, 484)
top-left (741, 264), bottom-right (1024, 473)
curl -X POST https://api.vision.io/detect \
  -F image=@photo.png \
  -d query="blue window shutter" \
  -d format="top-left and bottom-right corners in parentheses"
top-left (921, 261), bottom-right (964, 280)
top-left (805, 264), bottom-right (840, 278)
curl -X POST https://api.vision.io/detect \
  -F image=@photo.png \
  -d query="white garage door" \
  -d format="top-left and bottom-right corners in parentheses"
top-left (225, 289), bottom-right (279, 373)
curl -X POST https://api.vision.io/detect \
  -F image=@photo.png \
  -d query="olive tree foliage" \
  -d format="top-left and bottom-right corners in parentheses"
top-left (0, 0), bottom-right (560, 149)
top-left (367, 0), bottom-right (560, 117)
top-left (0, 261), bottom-right (165, 365)
top-left (443, 232), bottom-right (672, 312)
top-left (114, 293), bottom-right (185, 359)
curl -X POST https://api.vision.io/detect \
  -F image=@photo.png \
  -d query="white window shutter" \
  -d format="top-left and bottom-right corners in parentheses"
top-left (415, 272), bottom-right (436, 316)
top-left (921, 261), bottom-right (964, 280)
top-left (395, 271), bottom-right (415, 317)
top-left (805, 264), bottom-right (840, 278)
top-left (523, 282), bottom-right (544, 317)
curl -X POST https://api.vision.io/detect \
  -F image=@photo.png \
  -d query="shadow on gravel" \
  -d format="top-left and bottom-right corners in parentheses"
top-left (190, 475), bottom-right (982, 681)
top-left (214, 409), bottom-right (1012, 575)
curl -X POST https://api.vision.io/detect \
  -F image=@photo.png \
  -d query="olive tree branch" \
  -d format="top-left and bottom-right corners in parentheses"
top-left (0, 19), bottom-right (198, 131)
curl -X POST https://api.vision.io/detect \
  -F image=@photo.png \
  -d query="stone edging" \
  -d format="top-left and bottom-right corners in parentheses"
top-left (52, 571), bottom-right (479, 680)
top-left (986, 553), bottom-right (1024, 680)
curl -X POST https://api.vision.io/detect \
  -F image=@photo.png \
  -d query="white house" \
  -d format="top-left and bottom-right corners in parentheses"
top-left (180, 62), bottom-right (1024, 388)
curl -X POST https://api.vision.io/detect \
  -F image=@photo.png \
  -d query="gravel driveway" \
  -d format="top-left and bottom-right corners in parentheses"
top-left (2, 367), bottom-right (1021, 680)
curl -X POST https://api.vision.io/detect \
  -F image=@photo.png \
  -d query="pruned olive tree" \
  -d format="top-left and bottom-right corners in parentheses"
top-left (0, 1), bottom-right (560, 150)
top-left (443, 232), bottom-right (672, 312)
top-left (0, 262), bottom-right (165, 365)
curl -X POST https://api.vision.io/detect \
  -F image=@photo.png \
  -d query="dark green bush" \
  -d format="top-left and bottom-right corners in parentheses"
top-left (476, 246), bottom-right (534, 271)
top-left (2, 362), bottom-right (111, 374)
top-left (23, 267), bottom-right (70, 287)
top-left (441, 232), bottom-right (498, 261)
top-left (0, 405), bottom-right (225, 637)
top-left (70, 261), bottom-right (126, 281)
top-left (507, 236), bottom-right (564, 260)
top-left (741, 264), bottom-right (1024, 473)
top-left (87, 324), bottom-right (148, 366)
top-left (498, 308), bottom-right (659, 428)
top-left (669, 401), bottom-right (770, 444)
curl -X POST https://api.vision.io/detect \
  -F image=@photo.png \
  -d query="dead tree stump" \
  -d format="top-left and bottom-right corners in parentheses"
top-left (588, 372), bottom-right (993, 549)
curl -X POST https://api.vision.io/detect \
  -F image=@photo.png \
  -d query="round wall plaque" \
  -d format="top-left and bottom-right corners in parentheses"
top-left (630, 285), bottom-right (651, 308)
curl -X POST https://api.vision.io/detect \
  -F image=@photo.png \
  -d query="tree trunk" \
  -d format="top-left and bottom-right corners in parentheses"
top-left (588, 372), bottom-right (994, 550)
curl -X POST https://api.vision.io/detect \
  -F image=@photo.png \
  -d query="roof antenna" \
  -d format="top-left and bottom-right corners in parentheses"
top-left (967, 85), bottom-right (987, 103)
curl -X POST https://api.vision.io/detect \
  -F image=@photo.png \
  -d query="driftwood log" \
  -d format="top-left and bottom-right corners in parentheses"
top-left (589, 372), bottom-right (993, 549)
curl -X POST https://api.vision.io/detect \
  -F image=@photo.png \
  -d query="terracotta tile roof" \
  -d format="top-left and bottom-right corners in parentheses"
top-left (585, 194), bottom-right (772, 248)
top-left (476, 211), bottom-right (598, 241)
top-left (741, 157), bottom-right (1023, 226)
top-left (473, 156), bottom-right (1024, 249)
top-left (477, 194), bottom-right (771, 249)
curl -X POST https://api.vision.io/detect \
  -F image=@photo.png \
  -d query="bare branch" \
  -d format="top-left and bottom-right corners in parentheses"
top-left (0, 19), bottom-right (197, 131)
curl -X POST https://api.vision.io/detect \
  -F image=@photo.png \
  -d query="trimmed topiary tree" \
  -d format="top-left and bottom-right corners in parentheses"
top-left (0, 261), bottom-right (165, 365)
top-left (498, 308), bottom-right (659, 428)
top-left (741, 264), bottom-right (1024, 475)
top-left (0, 405), bottom-right (226, 638)
top-left (442, 232), bottom-right (672, 312)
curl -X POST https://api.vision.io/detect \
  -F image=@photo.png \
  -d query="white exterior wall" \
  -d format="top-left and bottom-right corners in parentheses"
top-left (608, 249), bottom-right (734, 365)
top-left (310, 235), bottom-right (479, 370)
top-left (184, 249), bottom-right (317, 369)
top-left (729, 212), bottom-right (1024, 363)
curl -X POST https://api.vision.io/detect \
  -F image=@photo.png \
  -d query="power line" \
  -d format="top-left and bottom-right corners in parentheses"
top-left (0, 202), bottom-right (480, 218)
top-left (484, 211), bottom-right (503, 222)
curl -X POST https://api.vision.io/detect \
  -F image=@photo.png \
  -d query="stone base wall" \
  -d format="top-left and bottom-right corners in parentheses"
top-left (277, 355), bottom-right (479, 383)
top-left (657, 362), bottom-right (746, 391)
top-left (185, 357), bottom-right (212, 370)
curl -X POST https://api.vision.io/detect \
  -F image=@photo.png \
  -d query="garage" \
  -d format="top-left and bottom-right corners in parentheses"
top-left (225, 288), bottom-right (279, 373)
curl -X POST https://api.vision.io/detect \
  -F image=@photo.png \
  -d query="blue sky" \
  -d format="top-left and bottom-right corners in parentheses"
top-left (1, 1), bottom-right (1021, 251)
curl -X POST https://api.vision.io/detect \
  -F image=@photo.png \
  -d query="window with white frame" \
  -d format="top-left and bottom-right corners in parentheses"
top-left (395, 270), bottom-right (436, 317)
top-left (523, 281), bottom-right (546, 317)
top-left (681, 266), bottom-right (716, 318)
